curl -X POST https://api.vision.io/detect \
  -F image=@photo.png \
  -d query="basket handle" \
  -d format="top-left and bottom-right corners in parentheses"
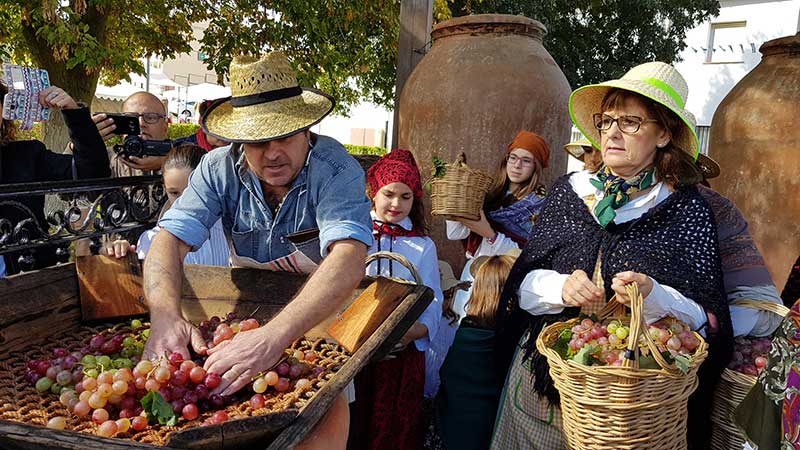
top-left (730, 298), bottom-right (790, 318)
top-left (365, 251), bottom-right (422, 285)
top-left (597, 282), bottom-right (681, 374)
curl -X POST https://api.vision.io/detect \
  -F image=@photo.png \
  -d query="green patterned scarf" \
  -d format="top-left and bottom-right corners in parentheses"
top-left (589, 165), bottom-right (656, 228)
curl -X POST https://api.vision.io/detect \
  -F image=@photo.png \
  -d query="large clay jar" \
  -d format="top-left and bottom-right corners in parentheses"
top-left (398, 14), bottom-right (572, 271)
top-left (709, 33), bottom-right (800, 290)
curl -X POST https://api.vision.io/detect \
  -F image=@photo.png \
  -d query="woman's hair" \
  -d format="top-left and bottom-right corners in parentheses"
top-left (0, 81), bottom-right (17, 145)
top-left (163, 144), bottom-right (206, 172)
top-left (484, 152), bottom-right (544, 212)
top-left (600, 89), bottom-right (703, 188)
top-left (367, 185), bottom-right (430, 236)
top-left (465, 255), bottom-right (516, 328)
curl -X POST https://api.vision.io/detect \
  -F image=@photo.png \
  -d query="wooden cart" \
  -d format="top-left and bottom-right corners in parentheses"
top-left (0, 262), bottom-right (432, 449)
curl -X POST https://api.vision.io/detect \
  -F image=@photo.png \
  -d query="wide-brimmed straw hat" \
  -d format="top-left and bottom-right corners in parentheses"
top-left (697, 153), bottom-right (721, 179)
top-left (203, 52), bottom-right (335, 143)
top-left (569, 62), bottom-right (699, 160)
top-left (469, 248), bottom-right (522, 278)
top-left (563, 137), bottom-right (595, 162)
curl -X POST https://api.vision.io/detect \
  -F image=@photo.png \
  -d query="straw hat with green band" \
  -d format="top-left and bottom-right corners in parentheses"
top-left (203, 51), bottom-right (335, 143)
top-left (568, 62), bottom-right (700, 161)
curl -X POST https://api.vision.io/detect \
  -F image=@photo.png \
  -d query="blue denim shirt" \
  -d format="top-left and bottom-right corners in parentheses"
top-left (159, 135), bottom-right (373, 263)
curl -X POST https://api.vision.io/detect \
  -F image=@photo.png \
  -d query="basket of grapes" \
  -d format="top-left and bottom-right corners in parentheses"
top-left (709, 299), bottom-right (789, 450)
top-left (536, 282), bottom-right (709, 450)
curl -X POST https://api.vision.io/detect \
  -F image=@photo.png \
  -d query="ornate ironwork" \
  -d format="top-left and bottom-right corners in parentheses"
top-left (0, 176), bottom-right (166, 271)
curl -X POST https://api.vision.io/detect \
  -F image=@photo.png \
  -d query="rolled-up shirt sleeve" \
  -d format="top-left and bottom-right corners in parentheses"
top-left (159, 156), bottom-right (223, 250)
top-left (643, 278), bottom-right (707, 331)
top-left (446, 220), bottom-right (470, 240)
top-left (518, 269), bottom-right (569, 315)
top-left (316, 166), bottom-right (373, 257)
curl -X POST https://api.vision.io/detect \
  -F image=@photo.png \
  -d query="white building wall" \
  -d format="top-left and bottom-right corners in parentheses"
top-left (675, 0), bottom-right (800, 127)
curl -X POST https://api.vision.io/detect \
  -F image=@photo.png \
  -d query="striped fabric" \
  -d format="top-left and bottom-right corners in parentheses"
top-left (490, 335), bottom-right (566, 450)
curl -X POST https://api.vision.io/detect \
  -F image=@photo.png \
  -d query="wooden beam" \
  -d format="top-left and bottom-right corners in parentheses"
top-left (392, 0), bottom-right (433, 149)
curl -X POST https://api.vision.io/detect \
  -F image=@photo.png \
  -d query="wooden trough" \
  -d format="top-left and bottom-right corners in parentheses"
top-left (0, 262), bottom-right (433, 449)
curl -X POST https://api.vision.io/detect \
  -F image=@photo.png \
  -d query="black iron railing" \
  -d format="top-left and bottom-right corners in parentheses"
top-left (0, 176), bottom-right (166, 270)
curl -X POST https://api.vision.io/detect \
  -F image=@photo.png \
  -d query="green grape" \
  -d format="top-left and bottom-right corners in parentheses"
top-left (97, 356), bottom-right (112, 368)
top-left (120, 348), bottom-right (133, 359)
top-left (35, 377), bottom-right (53, 393)
top-left (131, 319), bottom-right (143, 329)
top-left (49, 383), bottom-right (63, 395)
top-left (141, 329), bottom-right (150, 339)
top-left (81, 355), bottom-right (96, 368)
top-left (122, 337), bottom-right (136, 347)
top-left (114, 358), bottom-right (133, 369)
top-left (86, 368), bottom-right (99, 378)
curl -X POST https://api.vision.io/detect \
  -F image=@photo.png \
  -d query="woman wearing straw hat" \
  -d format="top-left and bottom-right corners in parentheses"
top-left (563, 136), bottom-right (603, 173)
top-left (142, 52), bottom-right (374, 449)
top-left (490, 62), bottom-right (733, 449)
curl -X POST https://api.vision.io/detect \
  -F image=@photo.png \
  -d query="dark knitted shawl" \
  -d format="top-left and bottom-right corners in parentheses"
top-left (494, 174), bottom-right (734, 404)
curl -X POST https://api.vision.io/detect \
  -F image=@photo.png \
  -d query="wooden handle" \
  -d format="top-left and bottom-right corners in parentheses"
top-left (365, 251), bottom-right (422, 285)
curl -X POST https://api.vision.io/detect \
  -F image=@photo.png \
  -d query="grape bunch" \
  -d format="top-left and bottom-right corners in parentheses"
top-left (197, 312), bottom-right (260, 349)
top-left (559, 316), bottom-right (701, 367)
top-left (247, 349), bottom-right (327, 411)
top-left (729, 336), bottom-right (771, 376)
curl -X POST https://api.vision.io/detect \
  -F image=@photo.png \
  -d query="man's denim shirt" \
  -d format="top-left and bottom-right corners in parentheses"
top-left (159, 135), bottom-right (373, 263)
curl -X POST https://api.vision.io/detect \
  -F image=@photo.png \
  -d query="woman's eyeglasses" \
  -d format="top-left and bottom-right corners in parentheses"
top-left (592, 113), bottom-right (658, 134)
top-left (506, 154), bottom-right (535, 167)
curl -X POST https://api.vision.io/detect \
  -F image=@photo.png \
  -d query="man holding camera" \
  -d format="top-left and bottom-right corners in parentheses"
top-left (93, 91), bottom-right (169, 176)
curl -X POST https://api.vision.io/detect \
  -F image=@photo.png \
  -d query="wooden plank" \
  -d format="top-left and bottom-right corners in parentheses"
top-left (266, 284), bottom-right (433, 450)
top-left (0, 264), bottom-right (81, 353)
top-left (166, 410), bottom-right (297, 449)
top-left (0, 420), bottom-right (164, 449)
top-left (76, 254), bottom-right (148, 321)
top-left (392, 0), bottom-right (433, 148)
top-left (326, 277), bottom-right (415, 353)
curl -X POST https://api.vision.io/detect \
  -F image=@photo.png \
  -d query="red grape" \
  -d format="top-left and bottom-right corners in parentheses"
top-left (204, 372), bottom-right (222, 389)
top-left (182, 403), bottom-right (200, 420)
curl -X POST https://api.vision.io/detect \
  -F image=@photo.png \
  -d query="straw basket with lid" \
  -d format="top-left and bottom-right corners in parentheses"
top-left (709, 299), bottom-right (790, 450)
top-left (536, 283), bottom-right (708, 450)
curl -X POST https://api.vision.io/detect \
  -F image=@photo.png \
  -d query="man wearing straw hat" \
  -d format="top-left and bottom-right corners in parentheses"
top-left (142, 52), bottom-right (373, 447)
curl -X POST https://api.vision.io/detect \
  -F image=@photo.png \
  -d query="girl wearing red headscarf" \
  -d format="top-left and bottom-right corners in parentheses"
top-left (350, 149), bottom-right (444, 450)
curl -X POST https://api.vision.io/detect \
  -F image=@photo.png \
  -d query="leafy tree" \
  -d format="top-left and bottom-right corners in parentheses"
top-left (439, 0), bottom-right (720, 89)
top-left (0, 0), bottom-right (207, 148)
top-left (199, 0), bottom-right (400, 113)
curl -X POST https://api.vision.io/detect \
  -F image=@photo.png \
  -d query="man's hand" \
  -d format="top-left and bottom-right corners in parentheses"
top-left (143, 316), bottom-right (207, 361)
top-left (203, 326), bottom-right (285, 396)
top-left (92, 113), bottom-right (116, 142)
top-left (610, 271), bottom-right (654, 305)
top-left (562, 269), bottom-right (604, 307)
top-left (121, 155), bottom-right (167, 171)
top-left (38, 86), bottom-right (78, 110)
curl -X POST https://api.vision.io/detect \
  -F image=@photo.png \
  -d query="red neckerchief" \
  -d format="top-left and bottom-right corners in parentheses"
top-left (372, 221), bottom-right (421, 238)
top-left (196, 127), bottom-right (212, 152)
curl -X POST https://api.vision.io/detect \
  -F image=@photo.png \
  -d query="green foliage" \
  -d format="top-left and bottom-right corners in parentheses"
top-left (14, 122), bottom-right (43, 142)
top-left (141, 391), bottom-right (178, 426)
top-left (344, 144), bottom-right (387, 156)
top-left (168, 123), bottom-right (201, 140)
top-left (441, 0), bottom-right (720, 89)
top-left (431, 156), bottom-right (448, 179)
top-left (199, 0), bottom-right (400, 113)
top-left (553, 327), bottom-right (574, 360)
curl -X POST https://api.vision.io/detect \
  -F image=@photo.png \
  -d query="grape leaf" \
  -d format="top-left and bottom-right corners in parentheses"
top-left (572, 344), bottom-right (599, 366)
top-left (141, 391), bottom-right (178, 426)
top-left (673, 354), bottom-right (691, 374)
top-left (553, 328), bottom-right (573, 360)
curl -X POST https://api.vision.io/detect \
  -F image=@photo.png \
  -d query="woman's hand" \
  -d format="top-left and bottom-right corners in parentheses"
top-left (562, 269), bottom-right (604, 307)
top-left (610, 271), bottom-right (654, 305)
top-left (104, 239), bottom-right (135, 259)
top-left (38, 86), bottom-right (78, 110)
top-left (459, 210), bottom-right (496, 240)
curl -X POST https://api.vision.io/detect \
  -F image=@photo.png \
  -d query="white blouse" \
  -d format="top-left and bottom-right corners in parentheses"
top-left (366, 212), bottom-right (443, 352)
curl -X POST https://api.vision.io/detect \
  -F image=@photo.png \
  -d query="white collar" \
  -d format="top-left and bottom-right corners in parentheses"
top-left (370, 210), bottom-right (413, 231)
top-left (572, 170), bottom-right (666, 206)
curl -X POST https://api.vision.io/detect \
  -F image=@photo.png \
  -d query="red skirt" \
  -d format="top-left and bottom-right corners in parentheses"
top-left (351, 346), bottom-right (425, 450)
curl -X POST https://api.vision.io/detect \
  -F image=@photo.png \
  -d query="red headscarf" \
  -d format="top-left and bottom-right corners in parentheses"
top-left (367, 149), bottom-right (424, 199)
top-left (508, 131), bottom-right (550, 168)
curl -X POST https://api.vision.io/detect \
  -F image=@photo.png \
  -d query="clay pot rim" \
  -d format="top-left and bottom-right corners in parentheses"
top-left (760, 33), bottom-right (800, 57)
top-left (432, 14), bottom-right (547, 39)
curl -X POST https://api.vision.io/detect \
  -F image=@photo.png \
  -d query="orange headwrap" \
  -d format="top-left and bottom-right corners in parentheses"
top-left (508, 131), bottom-right (550, 168)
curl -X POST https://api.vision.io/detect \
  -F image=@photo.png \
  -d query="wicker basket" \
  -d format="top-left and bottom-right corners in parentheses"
top-left (710, 299), bottom-right (790, 450)
top-left (429, 153), bottom-right (492, 221)
top-left (536, 283), bottom-right (709, 450)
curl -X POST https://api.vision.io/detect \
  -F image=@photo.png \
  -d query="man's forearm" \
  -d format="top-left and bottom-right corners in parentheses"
top-left (144, 230), bottom-right (190, 320)
top-left (265, 239), bottom-right (367, 347)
